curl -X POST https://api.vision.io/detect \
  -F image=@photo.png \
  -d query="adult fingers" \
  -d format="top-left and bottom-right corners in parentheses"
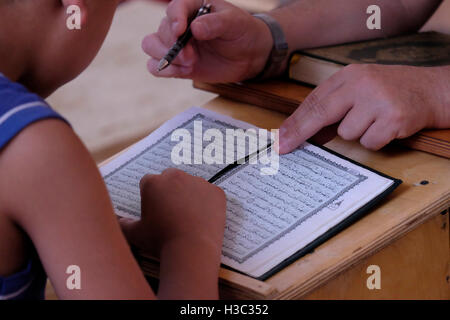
top-left (278, 82), bottom-right (353, 154)
top-left (166, 0), bottom-right (206, 36)
top-left (277, 65), bottom-right (368, 153)
top-left (337, 105), bottom-right (376, 141)
top-left (156, 17), bottom-right (178, 47)
top-left (359, 120), bottom-right (398, 150)
top-left (190, 10), bottom-right (238, 41)
top-left (311, 64), bottom-right (355, 99)
top-left (142, 33), bottom-right (196, 67)
top-left (146, 58), bottom-right (194, 78)
top-left (142, 33), bottom-right (169, 59)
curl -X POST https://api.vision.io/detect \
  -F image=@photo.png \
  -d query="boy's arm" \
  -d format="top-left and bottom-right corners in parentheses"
top-left (0, 120), bottom-right (226, 299)
top-left (120, 169), bottom-right (227, 300)
top-left (0, 120), bottom-right (155, 299)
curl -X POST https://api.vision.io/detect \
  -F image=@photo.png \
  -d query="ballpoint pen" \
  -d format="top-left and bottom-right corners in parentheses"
top-left (157, 3), bottom-right (212, 72)
top-left (208, 142), bottom-right (273, 184)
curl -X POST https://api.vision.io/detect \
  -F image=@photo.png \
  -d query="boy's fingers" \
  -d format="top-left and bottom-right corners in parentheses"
top-left (166, 0), bottom-right (204, 36)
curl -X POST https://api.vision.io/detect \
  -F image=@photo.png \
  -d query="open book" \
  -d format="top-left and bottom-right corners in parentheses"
top-left (100, 107), bottom-right (401, 279)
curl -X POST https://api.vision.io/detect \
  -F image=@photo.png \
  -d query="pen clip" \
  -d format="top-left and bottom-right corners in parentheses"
top-left (197, 3), bottom-right (212, 17)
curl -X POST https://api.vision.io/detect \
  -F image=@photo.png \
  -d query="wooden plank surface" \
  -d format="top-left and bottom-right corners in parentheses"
top-left (194, 80), bottom-right (311, 115)
top-left (304, 211), bottom-right (449, 299)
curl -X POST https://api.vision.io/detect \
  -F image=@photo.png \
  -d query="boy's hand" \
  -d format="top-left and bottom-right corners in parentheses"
top-left (120, 168), bottom-right (227, 257)
top-left (142, 0), bottom-right (273, 82)
top-left (120, 169), bottom-right (226, 299)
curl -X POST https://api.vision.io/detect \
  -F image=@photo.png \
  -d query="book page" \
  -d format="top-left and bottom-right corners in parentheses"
top-left (215, 143), bottom-right (394, 278)
top-left (100, 107), bottom-right (263, 219)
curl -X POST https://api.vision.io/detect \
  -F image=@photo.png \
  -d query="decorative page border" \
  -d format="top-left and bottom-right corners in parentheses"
top-left (103, 112), bottom-right (368, 265)
top-left (104, 113), bottom-right (244, 217)
top-left (215, 148), bottom-right (368, 264)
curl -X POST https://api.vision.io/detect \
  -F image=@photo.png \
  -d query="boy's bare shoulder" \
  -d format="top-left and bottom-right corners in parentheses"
top-left (0, 119), bottom-right (85, 275)
top-left (0, 119), bottom-right (94, 223)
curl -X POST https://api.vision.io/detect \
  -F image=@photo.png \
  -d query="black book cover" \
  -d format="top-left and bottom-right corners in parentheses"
top-left (294, 32), bottom-right (450, 67)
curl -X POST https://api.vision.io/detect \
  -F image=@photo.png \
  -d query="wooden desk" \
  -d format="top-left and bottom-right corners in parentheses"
top-left (125, 96), bottom-right (449, 299)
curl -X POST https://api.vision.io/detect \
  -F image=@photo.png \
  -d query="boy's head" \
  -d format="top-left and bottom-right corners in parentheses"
top-left (0, 0), bottom-right (120, 97)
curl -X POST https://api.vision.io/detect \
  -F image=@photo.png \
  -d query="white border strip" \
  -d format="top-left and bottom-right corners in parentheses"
top-left (0, 279), bottom-right (33, 300)
top-left (0, 101), bottom-right (49, 126)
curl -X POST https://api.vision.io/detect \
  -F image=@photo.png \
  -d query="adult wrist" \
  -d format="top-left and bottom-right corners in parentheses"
top-left (245, 16), bottom-right (274, 79)
top-left (251, 13), bottom-right (289, 80)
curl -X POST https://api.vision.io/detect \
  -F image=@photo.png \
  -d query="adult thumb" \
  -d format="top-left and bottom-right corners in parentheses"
top-left (191, 11), bottom-right (235, 41)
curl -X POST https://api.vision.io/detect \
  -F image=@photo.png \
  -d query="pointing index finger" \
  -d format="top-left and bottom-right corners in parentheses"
top-left (278, 77), bottom-right (352, 154)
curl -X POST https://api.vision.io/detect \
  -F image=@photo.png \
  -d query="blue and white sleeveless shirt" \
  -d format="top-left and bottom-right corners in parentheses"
top-left (0, 73), bottom-right (67, 300)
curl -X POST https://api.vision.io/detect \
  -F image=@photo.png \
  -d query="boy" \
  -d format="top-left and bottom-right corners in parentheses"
top-left (0, 0), bottom-right (226, 299)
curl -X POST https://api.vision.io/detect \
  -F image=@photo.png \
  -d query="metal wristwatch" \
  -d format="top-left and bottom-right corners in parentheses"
top-left (253, 13), bottom-right (289, 80)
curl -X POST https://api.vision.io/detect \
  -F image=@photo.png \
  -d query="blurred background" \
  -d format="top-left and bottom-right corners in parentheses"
top-left (46, 0), bottom-right (450, 164)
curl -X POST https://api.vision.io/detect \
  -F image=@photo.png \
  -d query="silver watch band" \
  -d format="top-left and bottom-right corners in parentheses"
top-left (253, 13), bottom-right (289, 80)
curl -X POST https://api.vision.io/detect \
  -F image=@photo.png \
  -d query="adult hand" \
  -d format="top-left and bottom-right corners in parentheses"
top-left (278, 64), bottom-right (450, 153)
top-left (142, 0), bottom-right (273, 82)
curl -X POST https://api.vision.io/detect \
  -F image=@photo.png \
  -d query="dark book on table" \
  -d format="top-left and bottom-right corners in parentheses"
top-left (289, 32), bottom-right (450, 85)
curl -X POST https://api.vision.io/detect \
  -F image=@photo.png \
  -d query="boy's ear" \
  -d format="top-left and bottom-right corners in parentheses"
top-left (61, 0), bottom-right (88, 28)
